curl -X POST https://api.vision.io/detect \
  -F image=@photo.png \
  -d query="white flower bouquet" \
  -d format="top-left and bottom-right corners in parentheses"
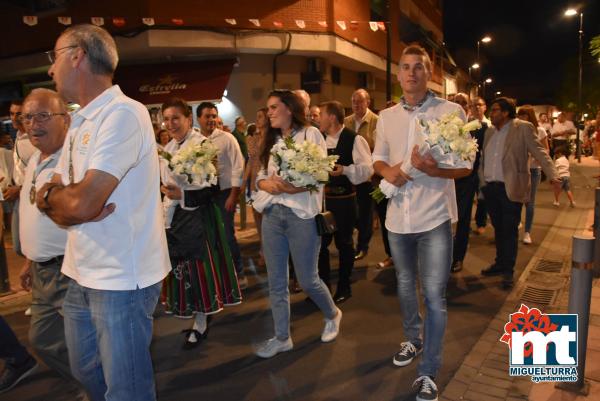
top-left (372, 112), bottom-right (480, 202)
top-left (161, 140), bottom-right (219, 189)
top-left (272, 136), bottom-right (338, 192)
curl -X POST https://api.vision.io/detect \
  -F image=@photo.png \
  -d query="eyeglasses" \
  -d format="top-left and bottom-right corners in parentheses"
top-left (19, 112), bottom-right (66, 124)
top-left (45, 45), bottom-right (78, 64)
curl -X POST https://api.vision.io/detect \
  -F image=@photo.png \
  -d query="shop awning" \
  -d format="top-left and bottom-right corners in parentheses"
top-left (115, 59), bottom-right (235, 105)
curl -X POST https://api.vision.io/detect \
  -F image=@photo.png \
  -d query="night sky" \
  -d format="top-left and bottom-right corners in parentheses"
top-left (443, 0), bottom-right (600, 107)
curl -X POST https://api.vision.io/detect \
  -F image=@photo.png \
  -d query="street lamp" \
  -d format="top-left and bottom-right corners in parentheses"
top-left (496, 91), bottom-right (502, 95)
top-left (565, 7), bottom-right (583, 161)
top-left (482, 77), bottom-right (493, 98)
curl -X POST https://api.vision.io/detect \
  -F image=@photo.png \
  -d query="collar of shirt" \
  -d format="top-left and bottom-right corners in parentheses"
top-left (399, 90), bottom-right (435, 112)
top-left (76, 85), bottom-right (122, 121)
top-left (15, 130), bottom-right (29, 141)
top-left (325, 126), bottom-right (345, 147)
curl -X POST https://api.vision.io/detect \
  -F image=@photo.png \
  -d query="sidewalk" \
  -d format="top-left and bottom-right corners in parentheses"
top-left (441, 156), bottom-right (600, 401)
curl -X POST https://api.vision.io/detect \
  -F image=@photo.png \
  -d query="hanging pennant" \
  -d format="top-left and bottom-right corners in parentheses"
top-left (225, 18), bottom-right (237, 25)
top-left (377, 21), bottom-right (386, 31)
top-left (23, 16), bottom-right (38, 26)
top-left (172, 18), bottom-right (184, 26)
top-left (349, 21), bottom-right (359, 30)
top-left (273, 21), bottom-right (283, 28)
top-left (318, 21), bottom-right (328, 28)
top-left (112, 17), bottom-right (126, 27)
top-left (91, 17), bottom-right (104, 26)
top-left (58, 16), bottom-right (72, 26)
top-left (336, 21), bottom-right (346, 30)
top-left (142, 17), bottom-right (155, 26)
top-left (249, 19), bottom-right (260, 27)
top-left (369, 21), bottom-right (378, 31)
top-left (295, 20), bottom-right (305, 29)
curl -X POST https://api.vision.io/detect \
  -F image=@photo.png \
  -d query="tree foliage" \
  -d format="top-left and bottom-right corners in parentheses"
top-left (591, 34), bottom-right (600, 58)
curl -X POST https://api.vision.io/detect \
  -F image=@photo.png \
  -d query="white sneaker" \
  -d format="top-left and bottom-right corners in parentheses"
top-left (256, 337), bottom-right (293, 358)
top-left (24, 307), bottom-right (31, 317)
top-left (321, 307), bottom-right (342, 343)
top-left (238, 276), bottom-right (248, 290)
top-left (523, 232), bottom-right (532, 245)
top-left (553, 201), bottom-right (560, 207)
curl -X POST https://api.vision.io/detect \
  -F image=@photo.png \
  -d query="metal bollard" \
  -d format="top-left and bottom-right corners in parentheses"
top-left (557, 235), bottom-right (594, 395)
top-left (594, 188), bottom-right (600, 277)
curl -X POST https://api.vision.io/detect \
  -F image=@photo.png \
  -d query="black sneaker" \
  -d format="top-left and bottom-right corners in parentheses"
top-left (413, 375), bottom-right (438, 401)
top-left (0, 356), bottom-right (38, 394)
top-left (392, 341), bottom-right (422, 367)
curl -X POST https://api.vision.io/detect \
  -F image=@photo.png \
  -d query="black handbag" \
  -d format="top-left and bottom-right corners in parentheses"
top-left (315, 203), bottom-right (337, 236)
top-left (166, 206), bottom-right (207, 260)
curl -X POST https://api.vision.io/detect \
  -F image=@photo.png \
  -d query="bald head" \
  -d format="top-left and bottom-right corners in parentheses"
top-left (22, 88), bottom-right (69, 156)
top-left (293, 89), bottom-right (311, 116)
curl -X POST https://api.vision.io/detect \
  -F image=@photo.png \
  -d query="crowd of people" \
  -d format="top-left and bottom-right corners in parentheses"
top-left (0, 23), bottom-right (592, 401)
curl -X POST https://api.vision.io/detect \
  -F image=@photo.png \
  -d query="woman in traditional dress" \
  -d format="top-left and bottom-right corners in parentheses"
top-left (253, 90), bottom-right (341, 359)
top-left (159, 97), bottom-right (241, 349)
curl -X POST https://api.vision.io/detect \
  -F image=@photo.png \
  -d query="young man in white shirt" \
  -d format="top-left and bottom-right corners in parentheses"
top-left (373, 45), bottom-right (471, 401)
top-left (196, 102), bottom-right (246, 287)
top-left (317, 101), bottom-right (373, 303)
top-left (37, 24), bottom-right (170, 401)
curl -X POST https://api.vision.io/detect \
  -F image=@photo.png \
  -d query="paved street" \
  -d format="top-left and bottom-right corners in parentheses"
top-left (1, 161), bottom-right (591, 401)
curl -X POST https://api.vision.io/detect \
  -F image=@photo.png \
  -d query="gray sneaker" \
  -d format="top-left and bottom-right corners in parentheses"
top-left (392, 341), bottom-right (422, 367)
top-left (413, 375), bottom-right (438, 401)
top-left (256, 337), bottom-right (293, 358)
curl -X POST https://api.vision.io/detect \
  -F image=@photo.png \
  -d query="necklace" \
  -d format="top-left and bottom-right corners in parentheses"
top-left (29, 155), bottom-right (56, 204)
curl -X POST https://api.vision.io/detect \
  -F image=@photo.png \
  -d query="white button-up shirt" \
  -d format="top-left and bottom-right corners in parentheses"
top-left (483, 121), bottom-right (511, 183)
top-left (202, 128), bottom-right (244, 190)
top-left (256, 125), bottom-right (325, 219)
top-left (373, 97), bottom-right (466, 234)
top-left (325, 127), bottom-right (373, 185)
top-left (19, 149), bottom-right (67, 262)
top-left (54, 85), bottom-right (170, 291)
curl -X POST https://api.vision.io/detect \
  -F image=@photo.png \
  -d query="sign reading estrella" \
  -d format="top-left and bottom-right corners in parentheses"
top-left (139, 75), bottom-right (188, 96)
top-left (500, 304), bottom-right (578, 383)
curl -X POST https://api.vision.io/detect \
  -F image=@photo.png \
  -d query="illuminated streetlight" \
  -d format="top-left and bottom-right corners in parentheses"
top-left (496, 91), bottom-right (502, 95)
top-left (481, 36), bottom-right (492, 43)
top-left (485, 78), bottom-right (492, 83)
top-left (564, 7), bottom-right (583, 161)
top-left (471, 63), bottom-right (480, 69)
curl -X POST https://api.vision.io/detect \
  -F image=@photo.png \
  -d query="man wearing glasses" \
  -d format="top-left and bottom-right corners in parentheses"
top-left (36, 24), bottom-right (170, 401)
top-left (3, 99), bottom-right (36, 258)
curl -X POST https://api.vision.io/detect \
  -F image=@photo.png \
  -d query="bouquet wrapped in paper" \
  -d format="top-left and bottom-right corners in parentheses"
top-left (372, 112), bottom-right (480, 202)
top-left (252, 136), bottom-right (338, 212)
top-left (159, 139), bottom-right (219, 226)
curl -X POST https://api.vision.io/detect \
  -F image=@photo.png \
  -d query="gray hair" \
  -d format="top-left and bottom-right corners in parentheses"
top-left (352, 88), bottom-right (371, 103)
top-left (61, 24), bottom-right (118, 76)
top-left (293, 89), bottom-right (311, 108)
top-left (25, 88), bottom-right (68, 113)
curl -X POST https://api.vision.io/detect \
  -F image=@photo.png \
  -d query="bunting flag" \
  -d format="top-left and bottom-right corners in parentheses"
top-left (23, 15), bottom-right (38, 26)
top-left (112, 17), bottom-right (126, 27)
top-left (18, 15), bottom-right (388, 34)
top-left (91, 17), bottom-right (104, 26)
top-left (58, 16), bottom-right (72, 25)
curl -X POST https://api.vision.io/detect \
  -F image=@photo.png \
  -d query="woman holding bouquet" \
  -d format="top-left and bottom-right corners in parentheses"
top-left (160, 98), bottom-right (241, 349)
top-left (253, 90), bottom-right (341, 358)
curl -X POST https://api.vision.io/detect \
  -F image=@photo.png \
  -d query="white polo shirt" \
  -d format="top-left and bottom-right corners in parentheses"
top-left (373, 97), bottom-right (467, 234)
top-left (201, 128), bottom-right (244, 190)
top-left (19, 149), bottom-right (67, 262)
top-left (54, 85), bottom-right (171, 290)
top-left (13, 132), bottom-right (36, 186)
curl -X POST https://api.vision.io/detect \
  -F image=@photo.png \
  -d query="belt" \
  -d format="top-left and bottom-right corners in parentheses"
top-left (325, 192), bottom-right (356, 199)
top-left (485, 181), bottom-right (505, 186)
top-left (38, 255), bottom-right (64, 266)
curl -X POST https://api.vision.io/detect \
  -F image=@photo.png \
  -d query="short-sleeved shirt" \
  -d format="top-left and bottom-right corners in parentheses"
top-left (19, 149), bottom-right (67, 262)
top-left (55, 85), bottom-right (170, 290)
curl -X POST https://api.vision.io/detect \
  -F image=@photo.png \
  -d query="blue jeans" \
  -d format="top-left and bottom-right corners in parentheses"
top-left (63, 280), bottom-right (161, 401)
top-left (388, 220), bottom-right (452, 377)
top-left (262, 204), bottom-right (337, 340)
top-left (524, 168), bottom-right (541, 233)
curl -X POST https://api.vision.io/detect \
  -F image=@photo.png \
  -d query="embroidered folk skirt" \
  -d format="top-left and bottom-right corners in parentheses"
top-left (163, 200), bottom-right (241, 317)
